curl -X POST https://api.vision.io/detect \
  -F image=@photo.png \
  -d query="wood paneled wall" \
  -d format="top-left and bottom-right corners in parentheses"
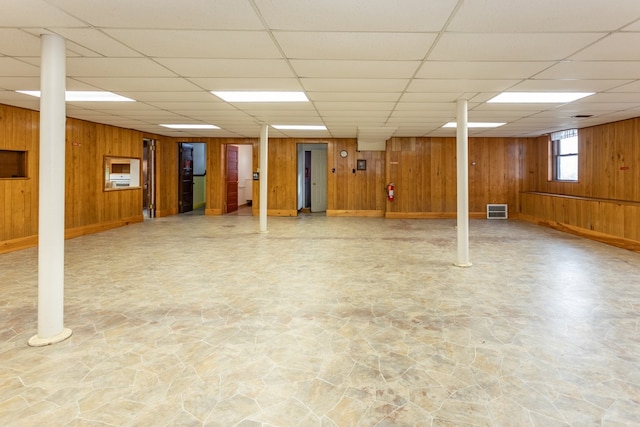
top-left (385, 137), bottom-right (527, 218)
top-left (0, 105), bottom-right (39, 251)
top-left (1, 104), bottom-right (145, 253)
top-left (328, 138), bottom-right (386, 216)
top-left (3, 99), bottom-right (639, 253)
top-left (520, 117), bottom-right (640, 250)
top-left (65, 118), bottom-right (143, 232)
top-left (522, 118), bottom-right (640, 200)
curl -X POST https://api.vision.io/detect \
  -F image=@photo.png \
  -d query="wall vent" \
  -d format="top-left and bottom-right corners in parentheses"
top-left (487, 204), bottom-right (508, 219)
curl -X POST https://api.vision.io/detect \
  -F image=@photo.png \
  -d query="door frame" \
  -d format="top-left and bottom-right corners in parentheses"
top-left (296, 143), bottom-right (328, 213)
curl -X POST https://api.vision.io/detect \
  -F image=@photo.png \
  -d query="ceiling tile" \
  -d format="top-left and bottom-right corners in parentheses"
top-left (510, 79), bottom-right (633, 92)
top-left (48, 0), bottom-right (263, 30)
top-left (0, 0), bottom-right (85, 26)
top-left (300, 78), bottom-right (408, 92)
top-left (406, 79), bottom-right (520, 93)
top-left (535, 61), bottom-right (640, 79)
top-left (307, 92), bottom-right (402, 102)
top-left (416, 61), bottom-right (555, 79)
top-left (103, 29), bottom-right (282, 59)
top-left (274, 32), bottom-right (437, 60)
top-left (570, 33), bottom-right (640, 60)
top-left (448, 0), bottom-right (640, 32)
top-left (0, 29), bottom-right (42, 56)
top-left (73, 77), bottom-right (203, 92)
top-left (254, 0), bottom-right (458, 31)
top-left (51, 29), bottom-right (143, 57)
top-left (290, 60), bottom-right (421, 79)
top-left (67, 58), bottom-right (176, 77)
top-left (314, 102), bottom-right (396, 111)
top-left (0, 58), bottom-right (40, 76)
top-left (429, 33), bottom-right (604, 61)
top-left (155, 59), bottom-right (294, 78)
top-left (188, 78), bottom-right (303, 91)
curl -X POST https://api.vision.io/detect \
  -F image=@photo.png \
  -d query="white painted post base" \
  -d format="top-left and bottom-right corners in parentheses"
top-left (454, 261), bottom-right (473, 268)
top-left (28, 328), bottom-right (72, 347)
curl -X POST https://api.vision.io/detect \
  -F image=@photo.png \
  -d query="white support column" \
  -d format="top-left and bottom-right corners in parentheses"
top-left (29, 34), bottom-right (72, 346)
top-left (259, 124), bottom-right (269, 233)
top-left (455, 99), bottom-right (472, 267)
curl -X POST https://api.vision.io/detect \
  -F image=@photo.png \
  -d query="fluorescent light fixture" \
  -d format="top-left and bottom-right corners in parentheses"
top-left (17, 90), bottom-right (135, 102)
top-left (271, 125), bottom-right (327, 131)
top-left (160, 124), bottom-right (220, 129)
top-left (212, 91), bottom-right (308, 102)
top-left (443, 122), bottom-right (506, 128)
top-left (487, 92), bottom-right (594, 103)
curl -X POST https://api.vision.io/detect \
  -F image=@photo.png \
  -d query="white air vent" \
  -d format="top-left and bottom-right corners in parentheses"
top-left (487, 204), bottom-right (508, 219)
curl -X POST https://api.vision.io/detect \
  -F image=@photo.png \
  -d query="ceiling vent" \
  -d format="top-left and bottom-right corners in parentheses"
top-left (357, 126), bottom-right (397, 151)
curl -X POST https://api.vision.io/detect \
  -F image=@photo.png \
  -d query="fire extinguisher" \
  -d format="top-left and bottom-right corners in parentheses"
top-left (386, 182), bottom-right (395, 201)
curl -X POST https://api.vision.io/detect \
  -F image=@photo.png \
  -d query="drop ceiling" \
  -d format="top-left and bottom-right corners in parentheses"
top-left (1, 0), bottom-right (639, 139)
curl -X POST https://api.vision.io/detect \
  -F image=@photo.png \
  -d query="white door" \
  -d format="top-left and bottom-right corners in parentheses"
top-left (310, 149), bottom-right (327, 212)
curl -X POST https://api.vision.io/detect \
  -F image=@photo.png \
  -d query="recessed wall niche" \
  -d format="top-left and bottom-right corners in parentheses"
top-left (0, 150), bottom-right (28, 178)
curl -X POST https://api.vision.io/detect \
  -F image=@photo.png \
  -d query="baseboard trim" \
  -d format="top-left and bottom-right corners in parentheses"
top-left (205, 208), bottom-right (223, 215)
top-left (519, 214), bottom-right (640, 253)
top-left (0, 235), bottom-right (38, 254)
top-left (384, 212), bottom-right (487, 219)
top-left (65, 215), bottom-right (144, 240)
top-left (1, 215), bottom-right (144, 254)
top-left (326, 210), bottom-right (384, 217)
top-left (156, 208), bottom-right (178, 218)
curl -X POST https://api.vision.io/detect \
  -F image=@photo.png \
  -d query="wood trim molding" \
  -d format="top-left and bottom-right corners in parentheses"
top-left (65, 215), bottom-right (144, 240)
top-left (384, 212), bottom-right (488, 219)
top-left (0, 235), bottom-right (38, 254)
top-left (326, 209), bottom-right (384, 217)
top-left (0, 215), bottom-right (144, 254)
top-left (519, 213), bottom-right (640, 253)
top-left (205, 208), bottom-right (223, 215)
top-left (268, 209), bottom-right (297, 217)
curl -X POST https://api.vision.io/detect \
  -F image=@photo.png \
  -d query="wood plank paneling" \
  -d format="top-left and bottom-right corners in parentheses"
top-left (1, 104), bottom-right (145, 252)
top-left (521, 117), bottom-right (640, 250)
top-left (65, 118), bottom-right (143, 229)
top-left (386, 137), bottom-right (525, 217)
top-left (0, 105), bottom-right (39, 245)
top-left (329, 138), bottom-right (385, 214)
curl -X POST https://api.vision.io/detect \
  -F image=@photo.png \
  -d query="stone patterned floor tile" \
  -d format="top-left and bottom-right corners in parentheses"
top-left (1, 216), bottom-right (640, 426)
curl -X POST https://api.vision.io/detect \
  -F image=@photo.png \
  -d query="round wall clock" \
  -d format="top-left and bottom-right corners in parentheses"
top-left (340, 150), bottom-right (348, 158)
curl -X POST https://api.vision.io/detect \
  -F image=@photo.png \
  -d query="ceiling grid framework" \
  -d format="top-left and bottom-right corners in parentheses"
top-left (0, 0), bottom-right (639, 139)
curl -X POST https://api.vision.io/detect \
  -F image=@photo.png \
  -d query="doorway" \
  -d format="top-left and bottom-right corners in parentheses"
top-left (297, 144), bottom-right (327, 213)
top-left (226, 145), bottom-right (238, 213)
top-left (178, 143), bottom-right (194, 213)
top-left (224, 144), bottom-right (253, 215)
top-left (142, 138), bottom-right (156, 218)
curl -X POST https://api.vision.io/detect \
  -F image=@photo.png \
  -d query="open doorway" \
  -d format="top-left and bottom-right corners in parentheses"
top-left (142, 138), bottom-right (157, 219)
top-left (297, 143), bottom-right (327, 213)
top-left (178, 142), bottom-right (207, 214)
top-left (178, 143), bottom-right (194, 213)
top-left (225, 144), bottom-right (253, 215)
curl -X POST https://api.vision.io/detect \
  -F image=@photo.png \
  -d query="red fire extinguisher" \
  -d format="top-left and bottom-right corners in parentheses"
top-left (386, 182), bottom-right (395, 201)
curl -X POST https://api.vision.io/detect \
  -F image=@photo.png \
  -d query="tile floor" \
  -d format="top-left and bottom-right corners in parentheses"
top-left (1, 214), bottom-right (640, 426)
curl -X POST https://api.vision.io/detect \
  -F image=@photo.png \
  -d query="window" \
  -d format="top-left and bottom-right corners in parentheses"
top-left (551, 129), bottom-right (578, 181)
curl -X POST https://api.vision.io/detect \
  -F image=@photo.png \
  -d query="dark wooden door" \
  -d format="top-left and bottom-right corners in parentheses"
top-left (226, 145), bottom-right (238, 213)
top-left (178, 143), bottom-right (194, 213)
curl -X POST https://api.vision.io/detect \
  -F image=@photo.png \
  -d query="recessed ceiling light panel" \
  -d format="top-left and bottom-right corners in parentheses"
top-left (443, 122), bottom-right (506, 128)
top-left (17, 90), bottom-right (135, 102)
top-left (271, 125), bottom-right (327, 130)
top-left (212, 91), bottom-right (309, 103)
top-left (160, 124), bottom-right (220, 129)
top-left (487, 92), bottom-right (594, 103)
